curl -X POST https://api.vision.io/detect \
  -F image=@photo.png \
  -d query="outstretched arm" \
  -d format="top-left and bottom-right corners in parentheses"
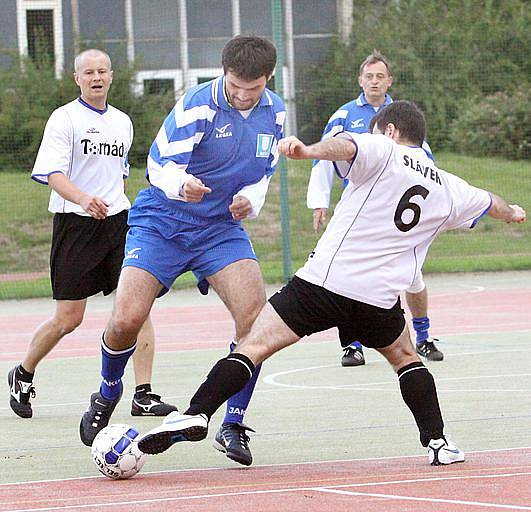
top-left (279, 136), bottom-right (357, 162)
top-left (488, 193), bottom-right (526, 224)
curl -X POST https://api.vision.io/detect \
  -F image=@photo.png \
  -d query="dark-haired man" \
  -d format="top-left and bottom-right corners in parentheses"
top-left (308, 50), bottom-right (443, 367)
top-left (79, 37), bottom-right (286, 468)
top-left (137, 101), bottom-right (525, 466)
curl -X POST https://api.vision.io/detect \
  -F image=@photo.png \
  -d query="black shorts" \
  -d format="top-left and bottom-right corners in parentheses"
top-left (268, 276), bottom-right (405, 349)
top-left (50, 211), bottom-right (128, 300)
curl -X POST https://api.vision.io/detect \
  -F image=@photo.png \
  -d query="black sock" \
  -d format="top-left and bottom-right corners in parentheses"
top-left (17, 365), bottom-right (34, 382)
top-left (135, 384), bottom-right (152, 397)
top-left (185, 353), bottom-right (255, 419)
top-left (397, 362), bottom-right (444, 447)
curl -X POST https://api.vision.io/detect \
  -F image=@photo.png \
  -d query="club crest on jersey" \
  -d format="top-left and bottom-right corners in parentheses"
top-left (351, 118), bottom-right (364, 129)
top-left (256, 133), bottom-right (273, 158)
top-left (215, 123), bottom-right (233, 138)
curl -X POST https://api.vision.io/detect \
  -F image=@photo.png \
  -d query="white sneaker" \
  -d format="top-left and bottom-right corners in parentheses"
top-left (137, 412), bottom-right (208, 455)
top-left (428, 438), bottom-right (465, 465)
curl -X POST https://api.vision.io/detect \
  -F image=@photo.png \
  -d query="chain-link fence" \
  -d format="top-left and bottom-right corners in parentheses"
top-left (0, 0), bottom-right (529, 299)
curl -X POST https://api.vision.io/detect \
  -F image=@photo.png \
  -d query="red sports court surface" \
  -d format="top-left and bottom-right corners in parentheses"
top-left (2, 284), bottom-right (531, 362)
top-left (1, 448), bottom-right (530, 511)
top-left (1, 272), bottom-right (530, 511)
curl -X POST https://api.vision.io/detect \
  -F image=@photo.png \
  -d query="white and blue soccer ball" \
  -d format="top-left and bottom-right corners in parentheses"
top-left (91, 424), bottom-right (146, 480)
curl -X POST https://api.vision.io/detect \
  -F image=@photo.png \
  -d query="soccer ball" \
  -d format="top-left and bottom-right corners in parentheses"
top-left (91, 424), bottom-right (146, 480)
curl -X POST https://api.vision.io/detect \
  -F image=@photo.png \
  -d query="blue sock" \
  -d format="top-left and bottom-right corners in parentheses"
top-left (100, 334), bottom-right (136, 400)
top-left (223, 341), bottom-right (261, 424)
top-left (412, 317), bottom-right (430, 345)
top-left (347, 341), bottom-right (362, 349)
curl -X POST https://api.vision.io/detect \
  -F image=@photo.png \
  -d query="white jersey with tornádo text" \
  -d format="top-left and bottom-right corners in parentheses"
top-left (31, 98), bottom-right (132, 216)
top-left (296, 132), bottom-right (491, 309)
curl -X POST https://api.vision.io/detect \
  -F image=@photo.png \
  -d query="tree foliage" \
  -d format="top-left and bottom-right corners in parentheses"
top-left (0, 52), bottom-right (174, 171)
top-left (298, 0), bottom-right (530, 156)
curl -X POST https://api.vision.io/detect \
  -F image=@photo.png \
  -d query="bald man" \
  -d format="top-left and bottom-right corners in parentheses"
top-left (8, 49), bottom-right (177, 420)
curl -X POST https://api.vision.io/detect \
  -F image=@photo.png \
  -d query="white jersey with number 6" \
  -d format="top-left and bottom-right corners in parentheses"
top-left (296, 132), bottom-right (491, 309)
top-left (31, 98), bottom-right (132, 216)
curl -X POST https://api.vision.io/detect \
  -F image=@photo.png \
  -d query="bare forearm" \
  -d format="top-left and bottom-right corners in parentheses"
top-left (279, 135), bottom-right (356, 161)
top-left (306, 138), bottom-right (357, 162)
top-left (488, 193), bottom-right (526, 223)
top-left (48, 172), bottom-right (87, 204)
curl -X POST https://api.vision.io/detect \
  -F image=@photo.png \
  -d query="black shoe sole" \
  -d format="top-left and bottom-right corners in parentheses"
top-left (138, 425), bottom-right (207, 454)
top-left (341, 359), bottom-right (366, 367)
top-left (8, 369), bottom-right (32, 419)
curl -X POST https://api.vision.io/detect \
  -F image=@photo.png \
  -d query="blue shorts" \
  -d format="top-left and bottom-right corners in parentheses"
top-left (123, 188), bottom-right (257, 295)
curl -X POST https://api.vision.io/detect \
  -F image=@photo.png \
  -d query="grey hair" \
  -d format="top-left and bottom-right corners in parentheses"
top-left (74, 49), bottom-right (112, 72)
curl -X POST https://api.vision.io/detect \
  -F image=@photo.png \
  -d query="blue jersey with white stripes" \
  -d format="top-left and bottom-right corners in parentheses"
top-left (312, 92), bottom-right (393, 166)
top-left (143, 76), bottom-right (285, 222)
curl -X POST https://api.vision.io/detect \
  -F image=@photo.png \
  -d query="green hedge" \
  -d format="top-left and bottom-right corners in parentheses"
top-left (297, 0), bottom-right (530, 152)
top-left (0, 53), bottom-right (174, 171)
top-left (450, 85), bottom-right (530, 159)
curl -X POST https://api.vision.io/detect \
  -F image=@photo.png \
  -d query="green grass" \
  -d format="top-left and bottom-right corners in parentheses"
top-left (0, 151), bottom-right (529, 298)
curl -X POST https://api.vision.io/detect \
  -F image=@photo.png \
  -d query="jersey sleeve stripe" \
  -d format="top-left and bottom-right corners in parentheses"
top-left (31, 170), bottom-right (64, 185)
top-left (470, 195), bottom-right (492, 228)
top-left (322, 125), bottom-right (345, 140)
top-left (275, 111), bottom-right (286, 128)
top-left (328, 109), bottom-right (349, 123)
top-left (172, 100), bottom-right (216, 130)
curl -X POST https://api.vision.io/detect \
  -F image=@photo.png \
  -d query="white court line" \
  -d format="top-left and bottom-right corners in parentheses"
top-left (314, 486), bottom-right (531, 511)
top-left (2, 446), bottom-right (530, 487)
top-left (263, 365), bottom-right (531, 391)
top-left (4, 470), bottom-right (531, 512)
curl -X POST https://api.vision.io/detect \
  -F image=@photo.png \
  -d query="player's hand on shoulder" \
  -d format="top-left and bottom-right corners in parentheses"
top-left (279, 136), bottom-right (309, 160)
top-left (508, 204), bottom-right (526, 224)
top-left (80, 194), bottom-right (108, 219)
top-left (313, 208), bottom-right (328, 233)
top-left (229, 195), bottom-right (252, 220)
top-left (182, 177), bottom-right (212, 203)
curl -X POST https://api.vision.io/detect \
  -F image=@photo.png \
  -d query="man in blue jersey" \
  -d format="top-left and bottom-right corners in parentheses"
top-left (79, 36), bottom-right (285, 467)
top-left (307, 50), bottom-right (443, 367)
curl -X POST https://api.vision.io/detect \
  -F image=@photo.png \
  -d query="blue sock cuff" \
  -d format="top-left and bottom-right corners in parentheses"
top-left (412, 316), bottom-right (430, 344)
top-left (348, 341), bottom-right (362, 349)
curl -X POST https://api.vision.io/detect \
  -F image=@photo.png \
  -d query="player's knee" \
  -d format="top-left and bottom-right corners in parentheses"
top-left (54, 315), bottom-right (83, 335)
top-left (378, 337), bottom-right (418, 370)
top-left (109, 312), bottom-right (145, 343)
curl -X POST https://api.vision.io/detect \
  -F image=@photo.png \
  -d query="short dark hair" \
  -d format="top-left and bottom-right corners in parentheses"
top-left (359, 50), bottom-right (392, 77)
top-left (370, 101), bottom-right (426, 146)
top-left (222, 35), bottom-right (277, 81)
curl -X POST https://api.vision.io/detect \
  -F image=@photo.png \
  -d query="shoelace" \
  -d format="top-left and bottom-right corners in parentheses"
top-left (19, 385), bottom-right (36, 404)
top-left (144, 392), bottom-right (162, 402)
top-left (236, 429), bottom-right (250, 448)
